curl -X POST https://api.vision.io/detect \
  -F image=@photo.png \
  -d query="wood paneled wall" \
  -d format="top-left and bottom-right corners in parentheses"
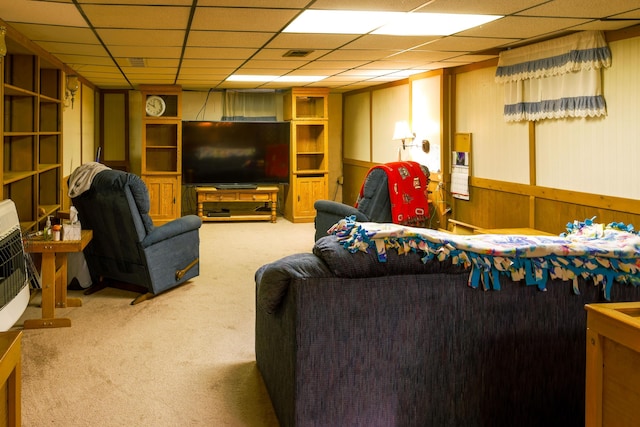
top-left (450, 29), bottom-right (640, 233)
top-left (453, 177), bottom-right (640, 234)
top-left (342, 27), bottom-right (640, 234)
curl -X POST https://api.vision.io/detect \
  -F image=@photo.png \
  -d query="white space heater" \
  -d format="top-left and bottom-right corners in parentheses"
top-left (0, 200), bottom-right (30, 331)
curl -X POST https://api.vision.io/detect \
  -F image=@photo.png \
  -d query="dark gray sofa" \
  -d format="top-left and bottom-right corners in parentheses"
top-left (255, 234), bottom-right (640, 427)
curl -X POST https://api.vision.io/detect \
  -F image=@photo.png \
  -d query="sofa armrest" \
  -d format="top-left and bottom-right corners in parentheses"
top-left (256, 253), bottom-right (334, 314)
top-left (141, 215), bottom-right (202, 248)
top-left (314, 200), bottom-right (370, 241)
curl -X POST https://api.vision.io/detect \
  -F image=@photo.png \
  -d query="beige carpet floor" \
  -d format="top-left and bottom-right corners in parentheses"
top-left (12, 218), bottom-right (316, 426)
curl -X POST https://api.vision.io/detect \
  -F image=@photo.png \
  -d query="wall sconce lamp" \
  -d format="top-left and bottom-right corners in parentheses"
top-left (65, 75), bottom-right (80, 109)
top-left (0, 26), bottom-right (7, 58)
top-left (392, 120), bottom-right (417, 150)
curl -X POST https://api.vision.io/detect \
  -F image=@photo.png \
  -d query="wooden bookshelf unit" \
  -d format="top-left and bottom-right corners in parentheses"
top-left (196, 186), bottom-right (278, 223)
top-left (2, 31), bottom-right (64, 232)
top-left (140, 84), bottom-right (182, 225)
top-left (283, 88), bottom-right (329, 223)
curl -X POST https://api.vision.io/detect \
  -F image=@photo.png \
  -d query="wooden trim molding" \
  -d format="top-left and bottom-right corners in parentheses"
top-left (471, 176), bottom-right (640, 216)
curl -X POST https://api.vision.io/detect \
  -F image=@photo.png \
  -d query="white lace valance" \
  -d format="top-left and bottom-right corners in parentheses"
top-left (495, 31), bottom-right (612, 122)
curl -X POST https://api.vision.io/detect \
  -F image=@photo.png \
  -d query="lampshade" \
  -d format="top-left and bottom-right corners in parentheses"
top-left (65, 75), bottom-right (80, 109)
top-left (67, 75), bottom-right (79, 93)
top-left (392, 120), bottom-right (413, 141)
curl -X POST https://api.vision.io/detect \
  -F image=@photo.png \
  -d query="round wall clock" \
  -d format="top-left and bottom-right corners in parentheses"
top-left (145, 95), bottom-right (166, 117)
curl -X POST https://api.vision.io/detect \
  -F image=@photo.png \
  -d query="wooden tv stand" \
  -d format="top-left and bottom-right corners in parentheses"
top-left (196, 186), bottom-right (278, 223)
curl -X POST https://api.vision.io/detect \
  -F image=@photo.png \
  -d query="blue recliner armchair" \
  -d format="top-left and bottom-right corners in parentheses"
top-left (314, 161), bottom-right (430, 241)
top-left (70, 166), bottom-right (202, 304)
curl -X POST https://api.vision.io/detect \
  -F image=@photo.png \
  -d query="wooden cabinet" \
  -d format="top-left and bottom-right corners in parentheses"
top-left (140, 85), bottom-right (182, 224)
top-left (293, 176), bottom-right (326, 219)
top-left (585, 302), bottom-right (640, 427)
top-left (283, 88), bottom-right (329, 223)
top-left (2, 37), bottom-right (63, 232)
top-left (144, 175), bottom-right (179, 223)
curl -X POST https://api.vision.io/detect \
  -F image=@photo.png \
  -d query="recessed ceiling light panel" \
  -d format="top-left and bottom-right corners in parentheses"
top-left (373, 13), bottom-right (502, 36)
top-left (283, 10), bottom-right (502, 36)
top-left (283, 10), bottom-right (398, 34)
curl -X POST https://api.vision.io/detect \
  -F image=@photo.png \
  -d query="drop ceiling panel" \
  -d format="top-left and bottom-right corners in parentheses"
top-left (300, 60), bottom-right (371, 70)
top-left (319, 49), bottom-right (399, 61)
top-left (1, 0), bottom-right (639, 91)
top-left (613, 10), bottom-right (640, 19)
top-left (343, 35), bottom-right (441, 50)
top-left (108, 46), bottom-right (184, 58)
top-left (35, 42), bottom-right (108, 57)
top-left (191, 7), bottom-right (299, 32)
top-left (266, 33), bottom-right (361, 49)
top-left (418, 0), bottom-right (548, 15)
top-left (574, 20), bottom-right (640, 31)
top-left (339, 68), bottom-right (398, 76)
top-left (459, 16), bottom-right (591, 39)
top-left (242, 59), bottom-right (311, 69)
top-left (121, 67), bottom-right (178, 75)
top-left (1, 0), bottom-right (86, 26)
top-left (97, 29), bottom-right (185, 46)
top-left (422, 36), bottom-right (517, 51)
top-left (197, 0), bottom-right (309, 8)
top-left (388, 50), bottom-right (465, 62)
top-left (450, 54), bottom-right (500, 62)
top-left (9, 24), bottom-right (99, 45)
top-left (311, 0), bottom-right (429, 12)
top-left (357, 61), bottom-right (429, 70)
top-left (252, 49), bottom-right (329, 61)
top-left (180, 59), bottom-right (245, 68)
top-left (183, 47), bottom-right (257, 60)
top-left (187, 31), bottom-right (274, 48)
top-left (516, 1), bottom-right (640, 18)
top-left (78, 0), bottom-right (193, 4)
top-left (178, 68), bottom-right (235, 76)
top-left (81, 5), bottom-right (192, 29)
top-left (55, 55), bottom-right (116, 66)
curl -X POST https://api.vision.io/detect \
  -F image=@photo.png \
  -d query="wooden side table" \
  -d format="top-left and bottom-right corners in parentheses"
top-left (0, 331), bottom-right (21, 427)
top-left (23, 229), bottom-right (92, 329)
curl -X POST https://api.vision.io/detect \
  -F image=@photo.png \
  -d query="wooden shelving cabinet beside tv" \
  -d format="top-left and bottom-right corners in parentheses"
top-left (140, 85), bottom-right (182, 224)
top-left (2, 35), bottom-right (64, 232)
top-left (283, 88), bottom-right (329, 223)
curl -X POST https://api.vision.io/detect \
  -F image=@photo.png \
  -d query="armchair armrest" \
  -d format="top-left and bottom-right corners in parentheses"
top-left (141, 215), bottom-right (202, 248)
top-left (314, 200), bottom-right (370, 241)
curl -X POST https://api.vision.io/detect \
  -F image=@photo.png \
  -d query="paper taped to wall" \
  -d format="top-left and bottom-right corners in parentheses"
top-left (451, 151), bottom-right (469, 200)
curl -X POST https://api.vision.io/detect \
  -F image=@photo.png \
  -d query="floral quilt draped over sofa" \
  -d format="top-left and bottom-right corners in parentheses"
top-left (330, 217), bottom-right (640, 300)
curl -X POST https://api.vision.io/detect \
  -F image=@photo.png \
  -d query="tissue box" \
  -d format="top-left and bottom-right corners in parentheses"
top-left (63, 222), bottom-right (82, 241)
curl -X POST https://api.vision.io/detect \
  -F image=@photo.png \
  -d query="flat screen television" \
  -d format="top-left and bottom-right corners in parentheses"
top-left (182, 121), bottom-right (290, 187)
